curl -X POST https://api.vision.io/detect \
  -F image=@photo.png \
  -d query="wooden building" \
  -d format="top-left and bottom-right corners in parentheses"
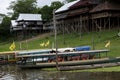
top-left (11, 14), bottom-right (44, 40)
top-left (55, 0), bottom-right (120, 34)
top-left (90, 0), bottom-right (120, 31)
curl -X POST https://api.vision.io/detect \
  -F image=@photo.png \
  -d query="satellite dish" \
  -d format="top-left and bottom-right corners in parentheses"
top-left (118, 32), bottom-right (120, 37)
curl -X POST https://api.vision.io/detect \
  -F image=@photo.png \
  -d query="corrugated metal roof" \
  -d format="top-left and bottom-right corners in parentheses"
top-left (11, 20), bottom-right (17, 27)
top-left (17, 14), bottom-right (42, 21)
top-left (11, 20), bottom-right (23, 31)
top-left (69, 0), bottom-right (95, 9)
top-left (55, 0), bottom-right (80, 13)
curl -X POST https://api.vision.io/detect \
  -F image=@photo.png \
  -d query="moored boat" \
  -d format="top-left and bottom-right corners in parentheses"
top-left (0, 51), bottom-right (17, 64)
top-left (15, 48), bottom-right (111, 69)
top-left (18, 57), bottom-right (120, 69)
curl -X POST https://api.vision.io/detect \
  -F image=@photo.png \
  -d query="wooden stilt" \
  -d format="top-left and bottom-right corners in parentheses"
top-left (118, 17), bottom-right (120, 32)
top-left (109, 17), bottom-right (111, 30)
top-left (92, 19), bottom-right (95, 50)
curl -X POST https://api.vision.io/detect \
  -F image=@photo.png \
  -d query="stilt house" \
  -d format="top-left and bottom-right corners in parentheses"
top-left (55, 0), bottom-right (120, 34)
top-left (11, 14), bottom-right (43, 39)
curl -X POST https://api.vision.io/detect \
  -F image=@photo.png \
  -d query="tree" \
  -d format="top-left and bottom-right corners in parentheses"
top-left (40, 5), bottom-right (52, 21)
top-left (0, 16), bottom-right (11, 40)
top-left (40, 1), bottom-right (63, 21)
top-left (0, 16), bottom-right (11, 30)
top-left (64, 0), bottom-right (77, 3)
top-left (8, 0), bottom-right (37, 19)
top-left (50, 1), bottom-right (64, 10)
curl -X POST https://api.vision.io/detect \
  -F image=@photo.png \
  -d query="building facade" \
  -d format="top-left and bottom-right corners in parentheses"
top-left (11, 14), bottom-right (44, 39)
top-left (55, 0), bottom-right (120, 35)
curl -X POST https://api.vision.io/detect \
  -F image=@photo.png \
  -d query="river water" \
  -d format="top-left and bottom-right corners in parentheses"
top-left (0, 65), bottom-right (120, 80)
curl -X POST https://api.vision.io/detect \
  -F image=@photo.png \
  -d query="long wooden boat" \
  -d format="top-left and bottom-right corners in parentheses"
top-left (15, 49), bottom-right (113, 69)
top-left (18, 57), bottom-right (120, 69)
top-left (0, 51), bottom-right (17, 64)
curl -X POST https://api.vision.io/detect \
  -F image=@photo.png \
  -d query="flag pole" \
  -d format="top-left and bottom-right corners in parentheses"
top-left (53, 9), bottom-right (59, 70)
top-left (109, 41), bottom-right (110, 51)
top-left (13, 40), bottom-right (17, 61)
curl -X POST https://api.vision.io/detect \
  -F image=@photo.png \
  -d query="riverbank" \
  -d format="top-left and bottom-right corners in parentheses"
top-left (0, 65), bottom-right (120, 80)
top-left (41, 66), bottom-right (120, 72)
top-left (0, 29), bottom-right (120, 71)
top-left (0, 29), bottom-right (120, 57)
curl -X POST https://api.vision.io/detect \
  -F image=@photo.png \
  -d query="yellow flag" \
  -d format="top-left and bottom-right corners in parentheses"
top-left (105, 41), bottom-right (110, 48)
top-left (40, 42), bottom-right (45, 47)
top-left (45, 40), bottom-right (50, 46)
top-left (9, 42), bottom-right (16, 51)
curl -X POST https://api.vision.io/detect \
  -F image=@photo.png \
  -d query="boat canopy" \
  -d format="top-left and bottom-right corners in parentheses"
top-left (17, 49), bottom-right (51, 55)
top-left (16, 49), bottom-right (109, 58)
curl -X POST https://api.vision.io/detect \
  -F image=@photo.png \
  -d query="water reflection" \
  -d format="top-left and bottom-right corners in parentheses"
top-left (0, 65), bottom-right (120, 80)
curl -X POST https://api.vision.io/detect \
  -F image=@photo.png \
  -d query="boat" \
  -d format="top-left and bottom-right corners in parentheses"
top-left (15, 48), bottom-right (112, 69)
top-left (18, 57), bottom-right (120, 69)
top-left (0, 51), bottom-right (17, 64)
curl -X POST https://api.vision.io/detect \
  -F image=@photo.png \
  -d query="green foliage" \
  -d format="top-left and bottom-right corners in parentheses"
top-left (0, 13), bottom-right (5, 16)
top-left (9, 0), bottom-right (37, 19)
top-left (43, 66), bottom-right (120, 72)
top-left (8, 0), bottom-right (63, 20)
top-left (40, 1), bottom-right (63, 21)
top-left (65, 0), bottom-right (77, 3)
top-left (50, 1), bottom-right (64, 10)
top-left (0, 16), bottom-right (11, 29)
top-left (40, 5), bottom-right (52, 21)
top-left (0, 29), bottom-right (120, 58)
top-left (81, 66), bottom-right (120, 72)
top-left (0, 16), bottom-right (12, 41)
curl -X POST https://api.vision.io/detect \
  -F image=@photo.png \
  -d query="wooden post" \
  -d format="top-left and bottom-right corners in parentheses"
top-left (53, 9), bottom-right (59, 70)
top-left (80, 16), bottom-right (82, 39)
top-left (109, 17), bottom-right (111, 30)
top-left (19, 42), bottom-right (22, 50)
top-left (26, 40), bottom-right (28, 50)
top-left (92, 19), bottom-right (95, 50)
top-left (118, 17), bottom-right (119, 32)
top-left (62, 20), bottom-right (65, 45)
top-left (104, 18), bottom-right (105, 30)
top-left (7, 55), bottom-right (10, 61)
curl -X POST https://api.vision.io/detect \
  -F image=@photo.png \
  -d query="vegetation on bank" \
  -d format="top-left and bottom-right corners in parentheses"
top-left (0, 29), bottom-right (119, 71)
top-left (81, 66), bottom-right (120, 72)
top-left (0, 29), bottom-right (120, 58)
top-left (41, 66), bottom-right (120, 72)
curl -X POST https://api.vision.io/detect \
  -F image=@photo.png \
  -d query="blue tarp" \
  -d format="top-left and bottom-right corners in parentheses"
top-left (74, 46), bottom-right (91, 51)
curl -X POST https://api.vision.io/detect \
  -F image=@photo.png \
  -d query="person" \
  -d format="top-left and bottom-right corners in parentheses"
top-left (21, 57), bottom-right (27, 65)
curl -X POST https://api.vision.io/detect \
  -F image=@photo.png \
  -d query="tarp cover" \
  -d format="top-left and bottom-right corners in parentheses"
top-left (75, 46), bottom-right (90, 51)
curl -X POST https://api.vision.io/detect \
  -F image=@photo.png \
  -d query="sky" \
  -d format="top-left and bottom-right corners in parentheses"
top-left (0, 0), bottom-right (64, 15)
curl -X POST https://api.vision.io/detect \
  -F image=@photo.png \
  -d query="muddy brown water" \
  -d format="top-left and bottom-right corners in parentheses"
top-left (0, 65), bottom-right (120, 80)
